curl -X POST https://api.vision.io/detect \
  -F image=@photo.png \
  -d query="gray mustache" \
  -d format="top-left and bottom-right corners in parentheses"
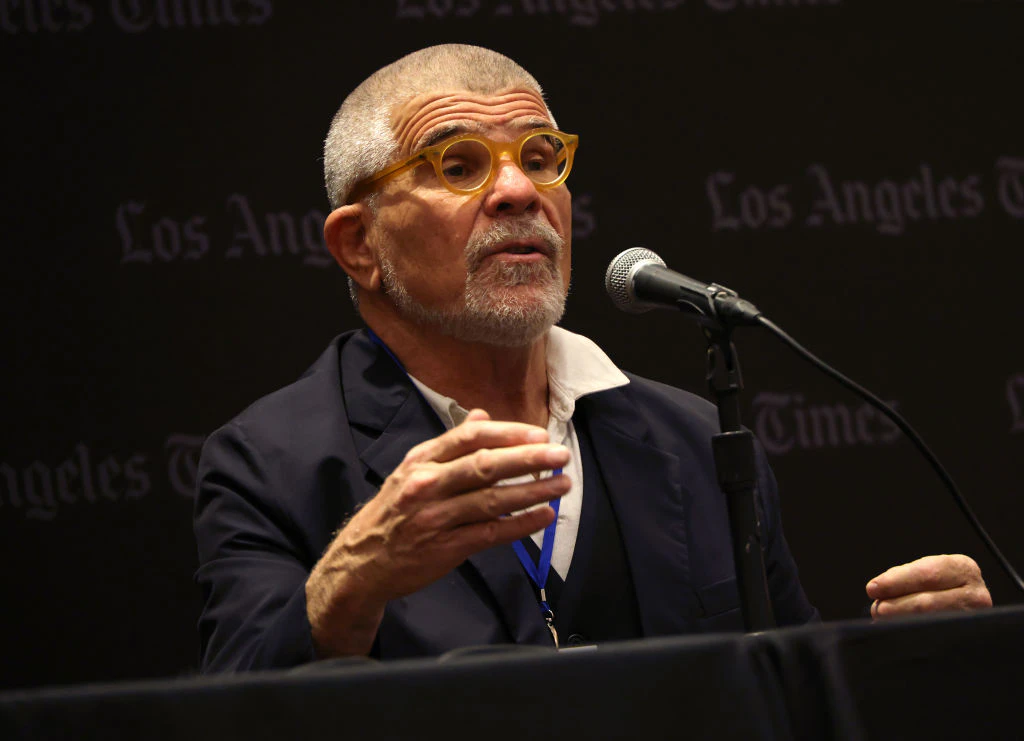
top-left (465, 218), bottom-right (564, 273)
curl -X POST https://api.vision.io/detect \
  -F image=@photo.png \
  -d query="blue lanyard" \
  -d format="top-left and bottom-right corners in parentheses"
top-left (511, 494), bottom-right (561, 615)
top-left (366, 329), bottom-right (563, 644)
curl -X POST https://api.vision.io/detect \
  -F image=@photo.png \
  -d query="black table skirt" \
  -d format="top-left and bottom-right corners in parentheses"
top-left (3, 606), bottom-right (1023, 741)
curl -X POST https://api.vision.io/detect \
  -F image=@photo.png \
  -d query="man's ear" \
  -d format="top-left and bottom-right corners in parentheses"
top-left (324, 204), bottom-right (382, 293)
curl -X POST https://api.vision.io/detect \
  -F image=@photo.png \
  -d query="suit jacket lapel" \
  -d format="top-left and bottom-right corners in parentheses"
top-left (579, 389), bottom-right (701, 636)
top-left (341, 330), bottom-right (442, 492)
top-left (338, 330), bottom-right (551, 647)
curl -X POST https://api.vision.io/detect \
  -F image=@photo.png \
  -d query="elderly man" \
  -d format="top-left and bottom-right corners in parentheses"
top-left (193, 44), bottom-right (990, 672)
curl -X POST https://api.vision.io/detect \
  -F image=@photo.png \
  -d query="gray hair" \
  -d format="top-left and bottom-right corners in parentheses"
top-left (323, 44), bottom-right (556, 211)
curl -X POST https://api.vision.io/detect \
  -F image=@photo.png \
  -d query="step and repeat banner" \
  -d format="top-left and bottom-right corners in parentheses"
top-left (2, 1), bottom-right (1022, 690)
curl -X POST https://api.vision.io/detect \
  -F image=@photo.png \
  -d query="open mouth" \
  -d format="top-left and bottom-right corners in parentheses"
top-left (487, 240), bottom-right (551, 260)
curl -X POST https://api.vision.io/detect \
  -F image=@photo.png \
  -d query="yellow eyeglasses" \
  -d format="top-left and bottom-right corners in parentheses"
top-left (346, 128), bottom-right (579, 204)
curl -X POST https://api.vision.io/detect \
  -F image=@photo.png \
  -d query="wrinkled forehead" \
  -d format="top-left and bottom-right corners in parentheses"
top-left (390, 88), bottom-right (555, 156)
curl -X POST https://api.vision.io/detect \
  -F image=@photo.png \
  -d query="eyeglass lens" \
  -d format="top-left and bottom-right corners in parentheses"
top-left (439, 133), bottom-right (568, 191)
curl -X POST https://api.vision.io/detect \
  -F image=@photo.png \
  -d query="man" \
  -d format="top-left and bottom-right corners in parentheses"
top-left (194, 44), bottom-right (990, 672)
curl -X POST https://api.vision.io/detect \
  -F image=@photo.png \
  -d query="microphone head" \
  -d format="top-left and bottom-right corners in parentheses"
top-left (604, 247), bottom-right (667, 313)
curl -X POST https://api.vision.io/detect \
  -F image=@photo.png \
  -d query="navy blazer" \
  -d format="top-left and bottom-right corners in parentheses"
top-left (194, 330), bottom-right (817, 673)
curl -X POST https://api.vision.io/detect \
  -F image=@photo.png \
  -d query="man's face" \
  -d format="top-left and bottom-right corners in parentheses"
top-left (366, 88), bottom-right (573, 347)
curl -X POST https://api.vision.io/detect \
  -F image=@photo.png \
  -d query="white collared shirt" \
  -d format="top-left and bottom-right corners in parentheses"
top-left (408, 326), bottom-right (629, 579)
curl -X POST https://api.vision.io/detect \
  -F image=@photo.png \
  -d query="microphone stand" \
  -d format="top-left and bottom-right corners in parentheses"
top-left (703, 324), bottom-right (776, 633)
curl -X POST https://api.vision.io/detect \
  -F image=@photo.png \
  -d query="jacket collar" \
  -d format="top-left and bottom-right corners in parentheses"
top-left (340, 330), bottom-right (444, 489)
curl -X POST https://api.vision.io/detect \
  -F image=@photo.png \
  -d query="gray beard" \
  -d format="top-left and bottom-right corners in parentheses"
top-left (378, 217), bottom-right (568, 348)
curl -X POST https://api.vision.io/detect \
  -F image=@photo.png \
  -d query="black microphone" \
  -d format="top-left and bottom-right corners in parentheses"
top-left (604, 247), bottom-right (762, 327)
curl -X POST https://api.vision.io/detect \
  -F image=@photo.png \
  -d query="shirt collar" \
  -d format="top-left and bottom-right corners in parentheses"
top-left (409, 326), bottom-right (630, 430)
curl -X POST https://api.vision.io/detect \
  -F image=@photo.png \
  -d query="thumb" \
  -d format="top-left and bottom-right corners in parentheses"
top-left (463, 408), bottom-right (491, 423)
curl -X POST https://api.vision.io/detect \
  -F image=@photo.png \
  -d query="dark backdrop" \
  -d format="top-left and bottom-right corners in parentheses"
top-left (3, 0), bottom-right (1023, 691)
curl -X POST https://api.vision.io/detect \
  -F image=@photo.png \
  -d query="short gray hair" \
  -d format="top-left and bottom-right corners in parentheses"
top-left (323, 44), bottom-right (556, 210)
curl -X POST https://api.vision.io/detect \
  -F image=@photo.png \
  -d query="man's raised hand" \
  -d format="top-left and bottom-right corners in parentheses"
top-left (305, 409), bottom-right (570, 657)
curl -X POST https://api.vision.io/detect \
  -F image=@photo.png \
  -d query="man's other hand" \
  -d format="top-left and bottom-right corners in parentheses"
top-left (306, 409), bottom-right (571, 657)
top-left (866, 554), bottom-right (992, 619)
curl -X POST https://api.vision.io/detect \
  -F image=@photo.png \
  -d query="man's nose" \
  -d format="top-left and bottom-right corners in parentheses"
top-left (482, 157), bottom-right (541, 216)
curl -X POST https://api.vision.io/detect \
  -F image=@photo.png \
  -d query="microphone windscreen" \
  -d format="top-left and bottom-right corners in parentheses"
top-left (604, 247), bottom-right (666, 313)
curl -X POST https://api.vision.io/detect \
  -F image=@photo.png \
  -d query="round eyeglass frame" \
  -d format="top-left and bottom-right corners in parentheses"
top-left (345, 128), bottom-right (579, 204)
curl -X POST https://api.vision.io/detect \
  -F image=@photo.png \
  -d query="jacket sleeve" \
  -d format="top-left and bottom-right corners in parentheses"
top-left (193, 421), bottom-right (319, 673)
top-left (754, 440), bottom-right (821, 627)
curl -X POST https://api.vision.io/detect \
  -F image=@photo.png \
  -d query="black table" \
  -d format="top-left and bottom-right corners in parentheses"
top-left (3, 606), bottom-right (1023, 741)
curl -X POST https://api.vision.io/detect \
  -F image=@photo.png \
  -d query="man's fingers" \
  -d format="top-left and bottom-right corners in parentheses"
top-left (872, 583), bottom-right (993, 618)
top-left (407, 414), bottom-right (550, 465)
top-left (865, 554), bottom-right (982, 601)
top-left (874, 589), bottom-right (958, 617)
top-left (439, 443), bottom-right (570, 494)
top-left (439, 503), bottom-right (558, 556)
top-left (424, 474), bottom-right (571, 528)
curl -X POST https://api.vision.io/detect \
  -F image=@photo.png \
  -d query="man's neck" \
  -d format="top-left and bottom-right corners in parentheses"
top-left (366, 317), bottom-right (550, 428)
